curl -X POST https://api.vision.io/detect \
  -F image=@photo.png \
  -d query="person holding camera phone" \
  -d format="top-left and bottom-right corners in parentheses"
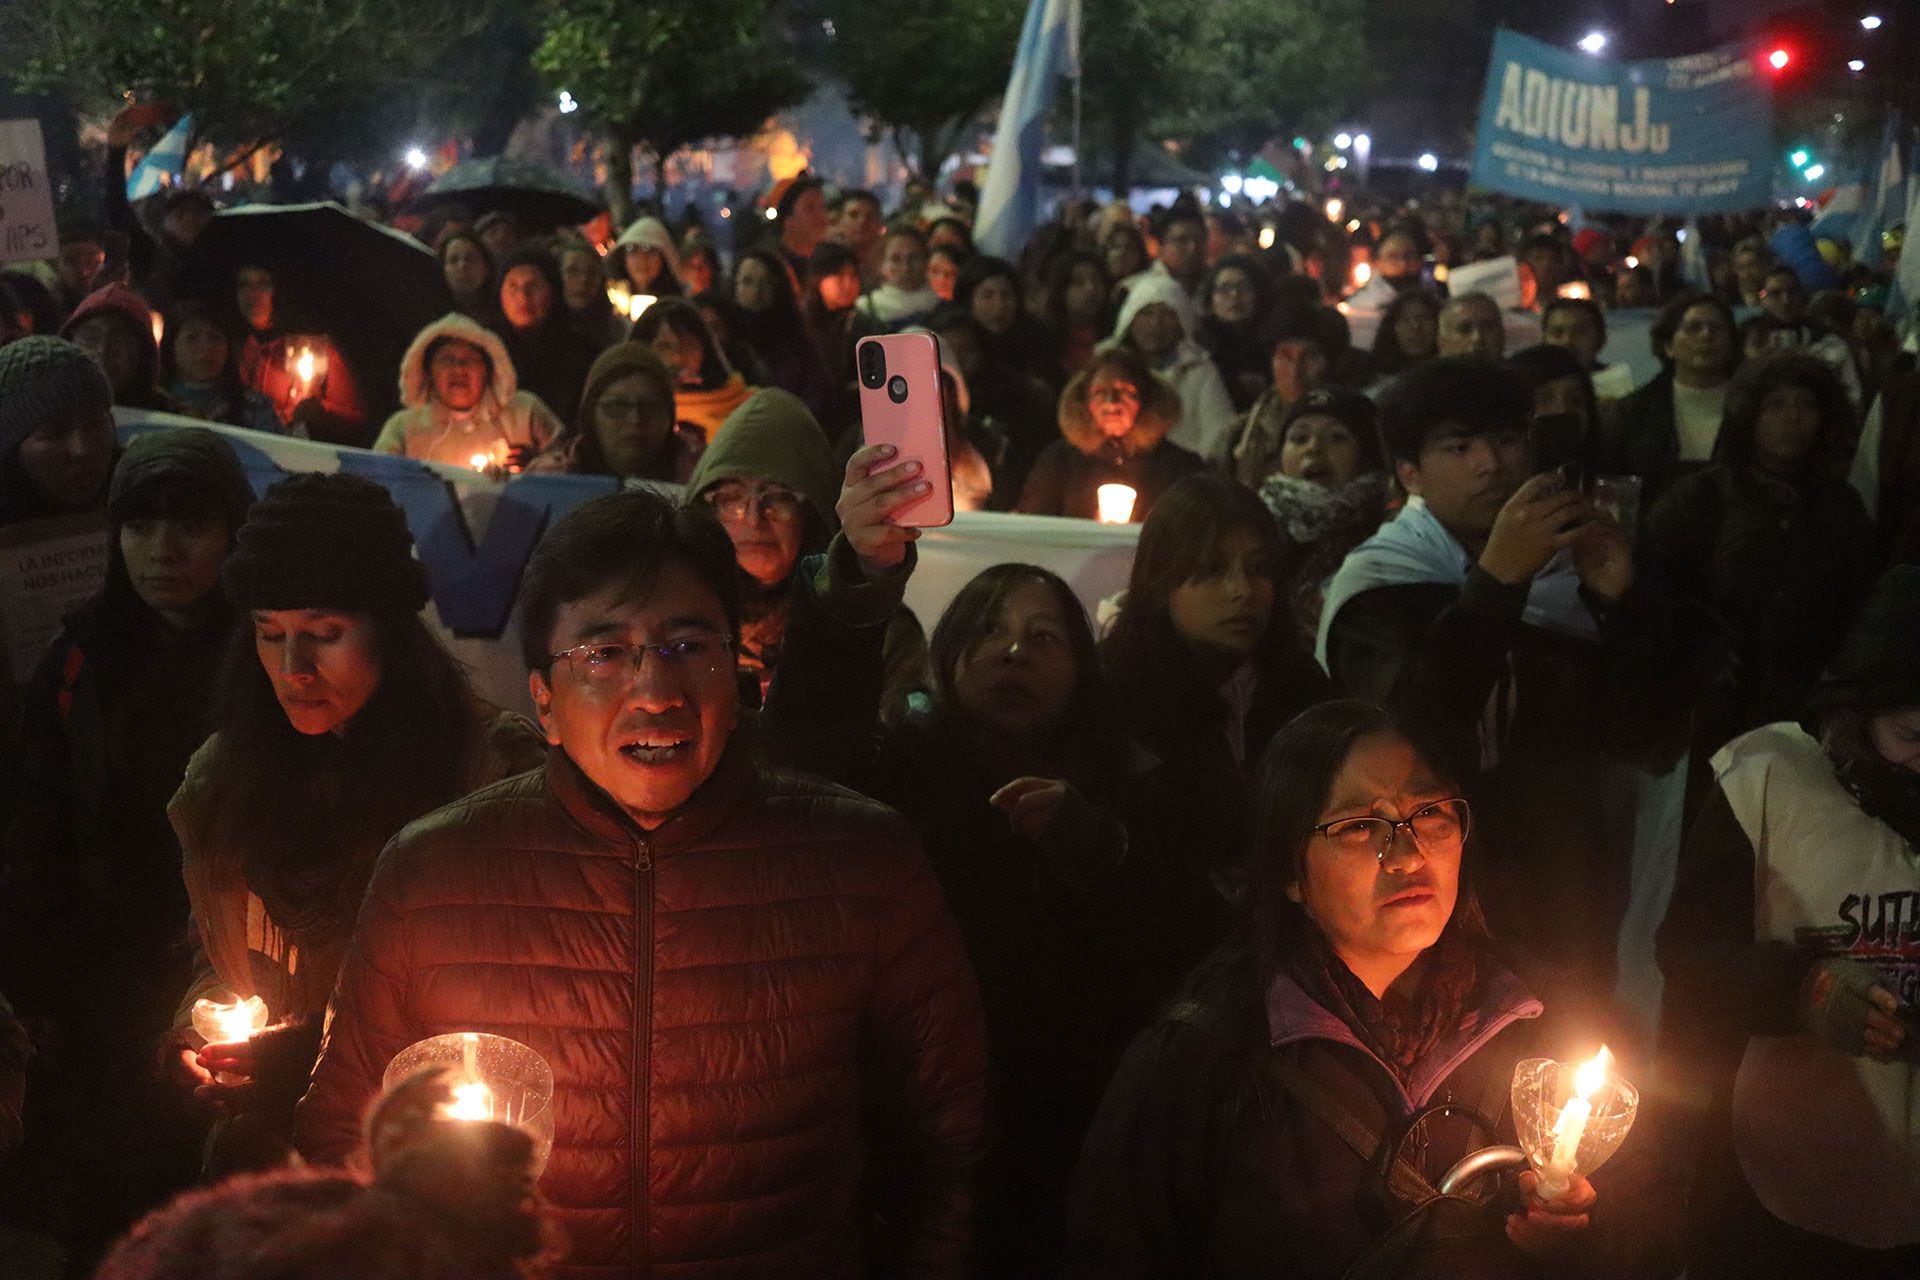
top-left (1656, 564), bottom-right (1920, 1280)
top-left (1318, 357), bottom-right (1710, 1012)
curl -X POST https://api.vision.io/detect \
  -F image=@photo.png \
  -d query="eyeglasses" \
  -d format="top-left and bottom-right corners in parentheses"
top-left (545, 633), bottom-right (735, 687)
top-left (1312, 798), bottom-right (1471, 866)
top-left (703, 484), bottom-right (804, 523)
top-left (1088, 383), bottom-right (1141, 405)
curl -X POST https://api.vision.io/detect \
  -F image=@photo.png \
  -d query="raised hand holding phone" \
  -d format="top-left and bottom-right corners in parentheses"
top-left (857, 333), bottom-right (955, 528)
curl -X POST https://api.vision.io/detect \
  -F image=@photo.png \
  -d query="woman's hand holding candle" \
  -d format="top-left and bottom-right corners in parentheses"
top-left (1507, 1170), bottom-right (1596, 1256)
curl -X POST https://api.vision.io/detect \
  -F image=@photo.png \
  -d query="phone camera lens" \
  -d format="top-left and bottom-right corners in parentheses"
top-left (887, 375), bottom-right (909, 403)
top-left (858, 342), bottom-right (886, 388)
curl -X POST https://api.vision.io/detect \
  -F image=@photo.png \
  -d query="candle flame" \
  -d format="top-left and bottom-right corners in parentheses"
top-left (470, 452), bottom-right (492, 470)
top-left (1351, 261), bottom-right (1373, 288)
top-left (628, 293), bottom-right (657, 321)
top-left (194, 994), bottom-right (268, 1044)
top-left (444, 1078), bottom-right (495, 1121)
top-left (295, 348), bottom-right (316, 383)
top-left (1557, 281), bottom-right (1592, 301)
top-left (1573, 1046), bottom-right (1612, 1100)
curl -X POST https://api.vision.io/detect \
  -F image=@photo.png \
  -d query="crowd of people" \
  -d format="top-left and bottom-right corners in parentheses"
top-left (1, 157), bottom-right (1918, 1280)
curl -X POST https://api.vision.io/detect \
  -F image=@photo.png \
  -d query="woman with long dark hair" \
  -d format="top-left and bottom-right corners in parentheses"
top-left (726, 249), bottom-right (818, 402)
top-left (631, 298), bottom-right (753, 442)
top-left (161, 299), bottom-right (282, 432)
top-left (1041, 248), bottom-right (1111, 383)
top-left (165, 474), bottom-right (544, 1171)
top-left (496, 247), bottom-right (600, 421)
top-left (1368, 289), bottom-right (1442, 384)
top-left (438, 230), bottom-right (499, 326)
top-left (1066, 700), bottom-right (1605, 1278)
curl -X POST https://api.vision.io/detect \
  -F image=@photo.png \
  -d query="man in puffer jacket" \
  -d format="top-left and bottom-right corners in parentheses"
top-left (296, 487), bottom-right (987, 1280)
top-left (372, 312), bottom-right (563, 469)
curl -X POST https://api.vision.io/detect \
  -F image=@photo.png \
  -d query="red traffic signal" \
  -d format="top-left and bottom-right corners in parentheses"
top-left (1765, 46), bottom-right (1791, 71)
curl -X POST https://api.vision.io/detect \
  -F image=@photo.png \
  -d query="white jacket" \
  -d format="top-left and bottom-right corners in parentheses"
top-left (373, 313), bottom-right (563, 468)
top-left (1106, 272), bottom-right (1238, 464)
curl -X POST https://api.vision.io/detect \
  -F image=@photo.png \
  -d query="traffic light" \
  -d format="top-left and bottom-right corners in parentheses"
top-left (1766, 46), bottom-right (1791, 72)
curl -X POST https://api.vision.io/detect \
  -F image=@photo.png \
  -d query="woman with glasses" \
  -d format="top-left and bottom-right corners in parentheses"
top-left (163, 475), bottom-right (545, 1172)
top-left (530, 342), bottom-right (704, 483)
top-left (683, 388), bottom-right (925, 713)
top-left (1065, 699), bottom-right (1605, 1278)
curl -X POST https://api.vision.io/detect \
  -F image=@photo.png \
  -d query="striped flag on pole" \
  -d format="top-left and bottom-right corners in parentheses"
top-left (126, 114), bottom-right (195, 202)
top-left (973, 0), bottom-right (1079, 261)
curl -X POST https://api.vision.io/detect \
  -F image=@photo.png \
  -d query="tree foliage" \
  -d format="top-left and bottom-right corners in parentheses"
top-left (808, 0), bottom-right (1026, 180)
top-left (534, 0), bottom-right (812, 223)
top-left (7, 0), bottom-right (477, 170)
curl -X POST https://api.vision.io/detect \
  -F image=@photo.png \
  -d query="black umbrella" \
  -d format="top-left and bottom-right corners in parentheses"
top-left (199, 202), bottom-right (451, 430)
top-left (409, 156), bottom-right (603, 230)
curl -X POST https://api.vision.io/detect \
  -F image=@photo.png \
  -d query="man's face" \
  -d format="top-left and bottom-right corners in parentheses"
top-left (1733, 246), bottom-right (1770, 293)
top-left (881, 236), bottom-right (927, 291)
top-left (1543, 306), bottom-right (1602, 368)
top-left (529, 564), bottom-right (739, 829)
top-left (1376, 234), bottom-right (1422, 282)
top-left (1761, 271), bottom-right (1806, 324)
top-left (785, 188), bottom-right (830, 250)
top-left (1436, 296), bottom-right (1504, 358)
top-left (236, 267), bottom-right (274, 331)
top-left (429, 340), bottom-right (488, 412)
top-left (69, 315), bottom-right (144, 396)
top-left (1160, 219), bottom-right (1207, 281)
top-left (1396, 421), bottom-right (1531, 542)
top-left (57, 240), bottom-right (105, 296)
top-left (835, 197), bottom-right (884, 253)
top-left (818, 265), bottom-right (863, 312)
top-left (17, 407), bottom-right (116, 511)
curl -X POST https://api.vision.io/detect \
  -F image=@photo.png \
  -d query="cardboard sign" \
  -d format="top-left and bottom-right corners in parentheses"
top-left (0, 119), bottom-right (57, 264)
top-left (0, 512), bottom-right (111, 684)
top-left (1446, 255), bottom-right (1526, 311)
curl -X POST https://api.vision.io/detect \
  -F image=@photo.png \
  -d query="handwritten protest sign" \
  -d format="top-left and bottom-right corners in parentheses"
top-left (0, 512), bottom-right (111, 684)
top-left (0, 120), bottom-right (57, 264)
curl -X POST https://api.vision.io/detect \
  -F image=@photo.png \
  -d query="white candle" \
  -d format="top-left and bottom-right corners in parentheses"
top-left (1096, 483), bottom-right (1138, 524)
top-left (441, 1031), bottom-right (497, 1121)
top-left (1539, 1046), bottom-right (1611, 1201)
top-left (189, 994), bottom-right (270, 1086)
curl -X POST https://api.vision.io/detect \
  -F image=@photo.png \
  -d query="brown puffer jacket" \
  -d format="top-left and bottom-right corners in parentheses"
top-left (295, 738), bottom-right (988, 1280)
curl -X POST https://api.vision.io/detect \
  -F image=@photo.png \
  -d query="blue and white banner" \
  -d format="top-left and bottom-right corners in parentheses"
top-left (127, 114), bottom-right (194, 202)
top-left (974, 0), bottom-right (1080, 260)
top-left (1470, 29), bottom-right (1772, 215)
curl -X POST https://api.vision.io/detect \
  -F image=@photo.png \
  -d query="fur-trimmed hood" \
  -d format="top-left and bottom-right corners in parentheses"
top-left (1056, 363), bottom-right (1183, 458)
top-left (396, 313), bottom-right (516, 411)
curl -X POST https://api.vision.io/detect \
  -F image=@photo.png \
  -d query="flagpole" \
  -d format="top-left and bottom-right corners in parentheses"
top-left (1070, 0), bottom-right (1083, 199)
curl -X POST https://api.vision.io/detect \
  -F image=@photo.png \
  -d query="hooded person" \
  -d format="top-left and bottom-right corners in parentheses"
top-left (1657, 565), bottom-right (1920, 1279)
top-left (1015, 344), bottom-right (1206, 523)
top-left (610, 214), bottom-right (685, 298)
top-left (530, 341), bottom-right (705, 483)
top-left (372, 313), bottom-right (563, 468)
top-left (1230, 308), bottom-right (1350, 488)
top-left (1104, 270), bottom-right (1240, 464)
top-left (59, 283), bottom-right (174, 412)
top-left (0, 426), bottom-right (254, 1263)
top-left (0, 335), bottom-right (118, 527)
top-left (163, 474), bottom-right (547, 1174)
top-left (684, 388), bottom-right (927, 715)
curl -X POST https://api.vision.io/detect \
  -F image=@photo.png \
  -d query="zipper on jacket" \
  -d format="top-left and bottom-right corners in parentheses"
top-left (632, 834), bottom-right (653, 1275)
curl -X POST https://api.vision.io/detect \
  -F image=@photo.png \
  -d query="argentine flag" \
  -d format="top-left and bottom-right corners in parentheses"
top-left (126, 114), bottom-right (195, 202)
top-left (973, 0), bottom-right (1079, 261)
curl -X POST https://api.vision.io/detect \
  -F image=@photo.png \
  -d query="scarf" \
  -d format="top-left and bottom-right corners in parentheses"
top-left (1837, 755), bottom-right (1920, 852)
top-left (1261, 472), bottom-right (1391, 546)
top-left (1285, 919), bottom-right (1484, 1086)
top-left (1315, 496), bottom-right (1598, 670)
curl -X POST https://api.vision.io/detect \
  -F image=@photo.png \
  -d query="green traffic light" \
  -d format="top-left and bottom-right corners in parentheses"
top-left (1292, 136), bottom-right (1308, 150)
top-left (1790, 149), bottom-right (1810, 167)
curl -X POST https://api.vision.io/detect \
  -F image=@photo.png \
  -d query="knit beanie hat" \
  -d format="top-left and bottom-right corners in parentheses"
top-left (109, 426), bottom-right (255, 529)
top-left (1806, 566), bottom-right (1920, 718)
top-left (1281, 388), bottom-right (1384, 472)
top-left (0, 336), bottom-right (114, 461)
top-left (222, 472), bottom-right (430, 614)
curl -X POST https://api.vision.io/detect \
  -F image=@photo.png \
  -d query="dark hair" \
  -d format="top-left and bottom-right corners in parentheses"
top-left (1376, 356), bottom-right (1530, 465)
top-left (496, 247), bottom-right (565, 331)
top-left (1243, 699), bottom-right (1490, 987)
top-left (630, 298), bottom-right (731, 390)
top-left (879, 221), bottom-right (929, 253)
top-left (1161, 205), bottom-right (1207, 237)
top-left (1715, 352), bottom-right (1855, 475)
top-left (1078, 343), bottom-right (1158, 401)
top-left (1114, 473), bottom-right (1285, 652)
top-left (1370, 289), bottom-right (1442, 376)
top-left (208, 607), bottom-right (482, 936)
top-left (0, 270), bottom-right (61, 336)
top-left (926, 216), bottom-right (974, 252)
top-left (1201, 254), bottom-right (1272, 322)
top-left (1650, 290), bottom-right (1736, 371)
top-left (519, 488), bottom-right (740, 671)
top-left (93, 1070), bottom-right (560, 1280)
top-left (158, 297), bottom-right (253, 419)
top-left (732, 250), bottom-right (804, 318)
top-left (1506, 343), bottom-right (1598, 430)
top-left (927, 563), bottom-right (1107, 743)
top-left (954, 254), bottom-right (1022, 314)
top-left (1541, 295), bottom-right (1607, 347)
top-left (437, 229), bottom-right (496, 295)
top-left (1260, 303), bottom-right (1347, 361)
top-left (1041, 248), bottom-right (1111, 332)
top-left (831, 188), bottom-right (881, 217)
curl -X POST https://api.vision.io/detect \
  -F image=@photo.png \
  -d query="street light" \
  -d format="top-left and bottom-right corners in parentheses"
top-left (1417, 152), bottom-right (1439, 172)
top-left (1790, 149), bottom-right (1811, 167)
top-left (1334, 132), bottom-right (1352, 149)
top-left (1805, 163), bottom-right (1827, 181)
top-left (404, 147), bottom-right (428, 172)
top-left (1862, 15), bottom-right (1882, 32)
top-left (1578, 31), bottom-right (1608, 55)
top-left (557, 90), bottom-right (579, 115)
top-left (1849, 59), bottom-right (1867, 72)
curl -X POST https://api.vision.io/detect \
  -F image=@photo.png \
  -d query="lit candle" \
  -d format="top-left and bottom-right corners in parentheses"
top-left (1098, 485), bottom-right (1136, 525)
top-left (1095, 483), bottom-right (1137, 524)
top-left (628, 292), bottom-right (657, 321)
top-left (293, 346), bottom-right (317, 397)
top-left (469, 451), bottom-right (493, 472)
top-left (1557, 280), bottom-right (1592, 301)
top-left (441, 1032), bottom-right (496, 1122)
top-left (1351, 260), bottom-right (1373, 289)
top-left (150, 312), bottom-right (165, 348)
top-left (189, 994), bottom-right (270, 1085)
top-left (1540, 1045), bottom-right (1611, 1201)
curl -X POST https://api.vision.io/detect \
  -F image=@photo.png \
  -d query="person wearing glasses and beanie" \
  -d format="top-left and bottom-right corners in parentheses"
top-left (683, 387), bottom-right (925, 716)
top-left (295, 486), bottom-right (988, 1278)
top-left (1065, 700), bottom-right (1614, 1279)
top-left (164, 473), bottom-right (544, 1173)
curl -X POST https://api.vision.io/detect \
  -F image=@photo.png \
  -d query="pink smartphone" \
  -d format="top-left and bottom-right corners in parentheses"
top-left (857, 332), bottom-right (954, 528)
